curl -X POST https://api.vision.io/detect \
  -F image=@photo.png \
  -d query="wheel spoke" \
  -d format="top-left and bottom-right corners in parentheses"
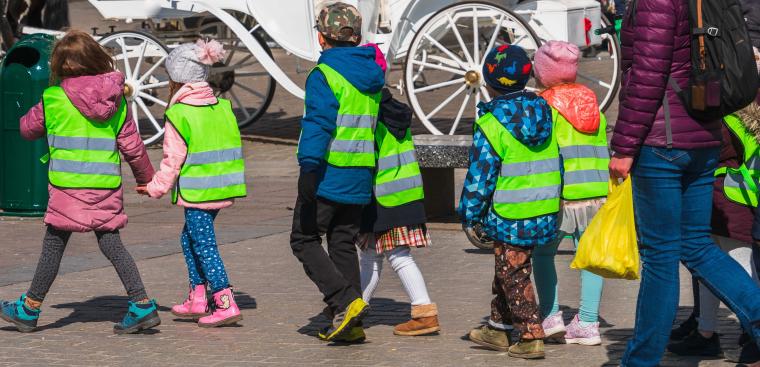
top-left (414, 77), bottom-right (465, 93)
top-left (136, 98), bottom-right (163, 132)
top-left (577, 72), bottom-right (612, 89)
top-left (481, 14), bottom-right (505, 68)
top-left (234, 81), bottom-right (266, 100)
top-left (229, 89), bottom-right (251, 119)
top-left (138, 92), bottom-right (168, 107)
top-left (225, 39), bottom-right (238, 66)
top-left (473, 7), bottom-right (480, 66)
top-left (426, 84), bottom-right (467, 120)
top-left (137, 55), bottom-right (167, 84)
top-left (131, 101), bottom-right (139, 134)
top-left (450, 88), bottom-right (472, 135)
top-left (133, 41), bottom-right (147, 82)
top-left (411, 60), bottom-right (466, 76)
top-left (141, 80), bottom-right (169, 90)
top-left (479, 87), bottom-right (491, 102)
top-left (447, 14), bottom-right (474, 66)
top-left (423, 33), bottom-right (468, 70)
top-left (233, 54), bottom-right (253, 67)
top-left (475, 92), bottom-right (481, 120)
top-left (117, 38), bottom-right (132, 79)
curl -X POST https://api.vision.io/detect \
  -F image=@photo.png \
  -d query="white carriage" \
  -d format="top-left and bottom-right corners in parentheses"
top-left (85, 0), bottom-right (620, 145)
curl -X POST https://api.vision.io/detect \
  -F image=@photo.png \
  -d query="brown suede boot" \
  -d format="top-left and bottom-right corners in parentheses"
top-left (393, 303), bottom-right (441, 336)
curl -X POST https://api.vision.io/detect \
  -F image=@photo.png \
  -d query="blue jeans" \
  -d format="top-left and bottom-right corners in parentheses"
top-left (180, 208), bottom-right (230, 293)
top-left (622, 146), bottom-right (760, 367)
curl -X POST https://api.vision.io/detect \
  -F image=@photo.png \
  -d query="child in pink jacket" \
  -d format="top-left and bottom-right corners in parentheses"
top-left (0, 30), bottom-right (160, 334)
top-left (139, 39), bottom-right (246, 328)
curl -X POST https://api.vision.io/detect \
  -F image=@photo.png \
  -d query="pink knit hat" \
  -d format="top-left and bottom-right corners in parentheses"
top-left (534, 40), bottom-right (580, 87)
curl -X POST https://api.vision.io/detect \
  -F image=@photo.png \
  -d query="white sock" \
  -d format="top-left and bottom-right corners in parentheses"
top-left (360, 247), bottom-right (382, 302)
top-left (386, 247), bottom-right (432, 306)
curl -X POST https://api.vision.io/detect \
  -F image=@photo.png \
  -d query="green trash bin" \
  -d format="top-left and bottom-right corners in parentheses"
top-left (0, 34), bottom-right (55, 217)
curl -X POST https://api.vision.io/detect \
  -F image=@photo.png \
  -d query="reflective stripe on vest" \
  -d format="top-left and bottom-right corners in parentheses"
top-left (314, 63), bottom-right (379, 168)
top-left (475, 112), bottom-right (561, 220)
top-left (43, 86), bottom-right (126, 189)
top-left (374, 123), bottom-right (424, 207)
top-left (167, 99), bottom-right (247, 204)
top-left (715, 115), bottom-right (760, 208)
top-left (553, 108), bottom-right (610, 200)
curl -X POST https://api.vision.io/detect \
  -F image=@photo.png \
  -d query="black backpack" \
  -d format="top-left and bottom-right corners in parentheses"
top-left (672, 0), bottom-right (759, 122)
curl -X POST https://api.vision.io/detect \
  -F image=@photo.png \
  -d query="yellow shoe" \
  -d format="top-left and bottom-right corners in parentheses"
top-left (320, 298), bottom-right (369, 341)
top-left (319, 326), bottom-right (366, 343)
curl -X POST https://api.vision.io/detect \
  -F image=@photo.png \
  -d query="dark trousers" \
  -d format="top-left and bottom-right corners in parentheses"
top-left (490, 243), bottom-right (544, 341)
top-left (290, 195), bottom-right (363, 315)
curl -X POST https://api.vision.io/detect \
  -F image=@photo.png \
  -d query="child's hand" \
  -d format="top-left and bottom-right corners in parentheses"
top-left (135, 185), bottom-right (150, 196)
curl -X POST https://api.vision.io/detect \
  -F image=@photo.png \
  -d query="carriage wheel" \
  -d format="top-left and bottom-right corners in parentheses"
top-left (404, 2), bottom-right (540, 135)
top-left (199, 22), bottom-right (276, 129)
top-left (99, 31), bottom-right (170, 146)
top-left (522, 13), bottom-right (621, 112)
top-left (583, 15), bottom-right (621, 112)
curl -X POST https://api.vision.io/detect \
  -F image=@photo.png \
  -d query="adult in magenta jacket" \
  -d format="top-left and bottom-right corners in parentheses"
top-left (608, 0), bottom-right (760, 365)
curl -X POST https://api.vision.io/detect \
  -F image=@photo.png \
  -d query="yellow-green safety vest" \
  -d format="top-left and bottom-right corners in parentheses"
top-left (313, 63), bottom-right (380, 168)
top-left (715, 114), bottom-right (759, 207)
top-left (167, 100), bottom-right (247, 204)
top-left (374, 122), bottom-right (424, 207)
top-left (43, 86), bottom-right (127, 189)
top-left (553, 108), bottom-right (610, 200)
top-left (475, 112), bottom-right (561, 220)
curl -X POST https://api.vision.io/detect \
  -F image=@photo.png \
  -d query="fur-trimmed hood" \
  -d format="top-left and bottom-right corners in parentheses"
top-left (736, 102), bottom-right (760, 141)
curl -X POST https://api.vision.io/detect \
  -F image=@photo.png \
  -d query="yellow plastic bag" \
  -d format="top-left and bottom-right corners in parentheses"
top-left (570, 177), bottom-right (640, 280)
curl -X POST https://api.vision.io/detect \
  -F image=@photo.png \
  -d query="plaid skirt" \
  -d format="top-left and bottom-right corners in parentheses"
top-left (358, 224), bottom-right (432, 255)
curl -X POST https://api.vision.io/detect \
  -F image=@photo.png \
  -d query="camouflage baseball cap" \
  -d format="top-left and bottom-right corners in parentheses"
top-left (316, 2), bottom-right (362, 43)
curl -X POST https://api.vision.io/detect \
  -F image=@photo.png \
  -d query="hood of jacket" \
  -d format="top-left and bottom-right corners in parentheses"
top-left (59, 71), bottom-right (126, 122)
top-left (319, 46), bottom-right (385, 95)
top-left (736, 101), bottom-right (760, 141)
top-left (478, 91), bottom-right (553, 147)
top-left (540, 83), bottom-right (600, 133)
top-left (378, 88), bottom-right (412, 140)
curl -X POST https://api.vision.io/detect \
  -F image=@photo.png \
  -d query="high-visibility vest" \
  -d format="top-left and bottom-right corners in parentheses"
top-left (374, 122), bottom-right (424, 207)
top-left (553, 108), bottom-right (610, 200)
top-left (715, 114), bottom-right (760, 207)
top-left (475, 112), bottom-right (561, 220)
top-left (166, 100), bottom-right (247, 204)
top-left (313, 63), bottom-right (380, 168)
top-left (44, 86), bottom-right (127, 189)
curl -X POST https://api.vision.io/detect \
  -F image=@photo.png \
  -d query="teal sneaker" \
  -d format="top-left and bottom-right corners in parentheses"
top-left (113, 300), bottom-right (161, 335)
top-left (0, 295), bottom-right (40, 333)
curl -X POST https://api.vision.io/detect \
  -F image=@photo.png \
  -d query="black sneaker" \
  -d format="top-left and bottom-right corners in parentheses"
top-left (670, 314), bottom-right (698, 341)
top-left (667, 331), bottom-right (722, 357)
top-left (725, 341), bottom-right (760, 363)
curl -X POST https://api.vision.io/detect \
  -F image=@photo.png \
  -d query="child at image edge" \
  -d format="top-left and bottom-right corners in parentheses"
top-left (1, 30), bottom-right (160, 334)
top-left (531, 40), bottom-right (610, 346)
top-left (138, 39), bottom-right (246, 327)
top-left (461, 43), bottom-right (559, 359)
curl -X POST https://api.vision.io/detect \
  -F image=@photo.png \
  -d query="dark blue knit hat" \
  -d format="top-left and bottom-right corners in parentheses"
top-left (482, 44), bottom-right (532, 93)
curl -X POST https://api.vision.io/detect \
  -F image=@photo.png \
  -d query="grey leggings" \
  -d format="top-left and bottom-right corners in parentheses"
top-left (26, 226), bottom-right (149, 302)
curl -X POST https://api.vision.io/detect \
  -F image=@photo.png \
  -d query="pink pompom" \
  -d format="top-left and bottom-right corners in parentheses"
top-left (195, 39), bottom-right (226, 65)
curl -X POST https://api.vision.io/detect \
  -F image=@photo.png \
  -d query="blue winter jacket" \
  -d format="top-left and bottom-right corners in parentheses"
top-left (459, 91), bottom-right (559, 247)
top-left (298, 47), bottom-right (385, 205)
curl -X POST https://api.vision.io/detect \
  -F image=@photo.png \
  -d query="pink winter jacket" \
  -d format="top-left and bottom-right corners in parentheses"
top-left (145, 82), bottom-right (233, 210)
top-left (20, 71), bottom-right (155, 232)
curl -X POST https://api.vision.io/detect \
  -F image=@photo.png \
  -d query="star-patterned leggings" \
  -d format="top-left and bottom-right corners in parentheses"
top-left (181, 208), bottom-right (229, 293)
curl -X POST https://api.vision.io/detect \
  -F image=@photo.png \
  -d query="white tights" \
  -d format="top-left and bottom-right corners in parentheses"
top-left (360, 246), bottom-right (432, 306)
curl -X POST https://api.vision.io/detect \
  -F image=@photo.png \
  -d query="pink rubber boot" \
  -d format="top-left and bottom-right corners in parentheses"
top-left (171, 284), bottom-right (209, 318)
top-left (198, 288), bottom-right (242, 328)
